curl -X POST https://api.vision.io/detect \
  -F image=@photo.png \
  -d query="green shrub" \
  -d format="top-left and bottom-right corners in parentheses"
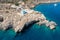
top-left (15, 3), bottom-right (19, 6)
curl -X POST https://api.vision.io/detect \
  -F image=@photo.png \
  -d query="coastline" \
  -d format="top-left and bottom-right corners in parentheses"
top-left (0, 1), bottom-right (57, 32)
top-left (0, 1), bottom-right (60, 40)
top-left (24, 0), bottom-right (60, 8)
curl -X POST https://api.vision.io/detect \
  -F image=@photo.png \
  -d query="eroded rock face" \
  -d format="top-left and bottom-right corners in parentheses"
top-left (0, 16), bottom-right (3, 22)
top-left (0, 4), bottom-right (21, 30)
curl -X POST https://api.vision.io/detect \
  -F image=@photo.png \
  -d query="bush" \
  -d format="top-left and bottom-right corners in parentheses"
top-left (15, 3), bottom-right (19, 6)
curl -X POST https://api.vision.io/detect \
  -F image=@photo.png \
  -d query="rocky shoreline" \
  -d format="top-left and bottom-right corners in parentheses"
top-left (0, 0), bottom-right (57, 32)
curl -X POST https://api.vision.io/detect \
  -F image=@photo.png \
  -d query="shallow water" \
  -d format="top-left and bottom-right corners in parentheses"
top-left (0, 2), bottom-right (60, 40)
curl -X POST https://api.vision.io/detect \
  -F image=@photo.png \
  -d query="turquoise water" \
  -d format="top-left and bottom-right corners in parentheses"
top-left (0, 2), bottom-right (60, 40)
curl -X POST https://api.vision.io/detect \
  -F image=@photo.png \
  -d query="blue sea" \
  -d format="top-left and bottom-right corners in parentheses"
top-left (0, 2), bottom-right (60, 40)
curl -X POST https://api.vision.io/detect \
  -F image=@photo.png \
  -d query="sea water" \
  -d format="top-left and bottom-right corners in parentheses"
top-left (0, 2), bottom-right (60, 40)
